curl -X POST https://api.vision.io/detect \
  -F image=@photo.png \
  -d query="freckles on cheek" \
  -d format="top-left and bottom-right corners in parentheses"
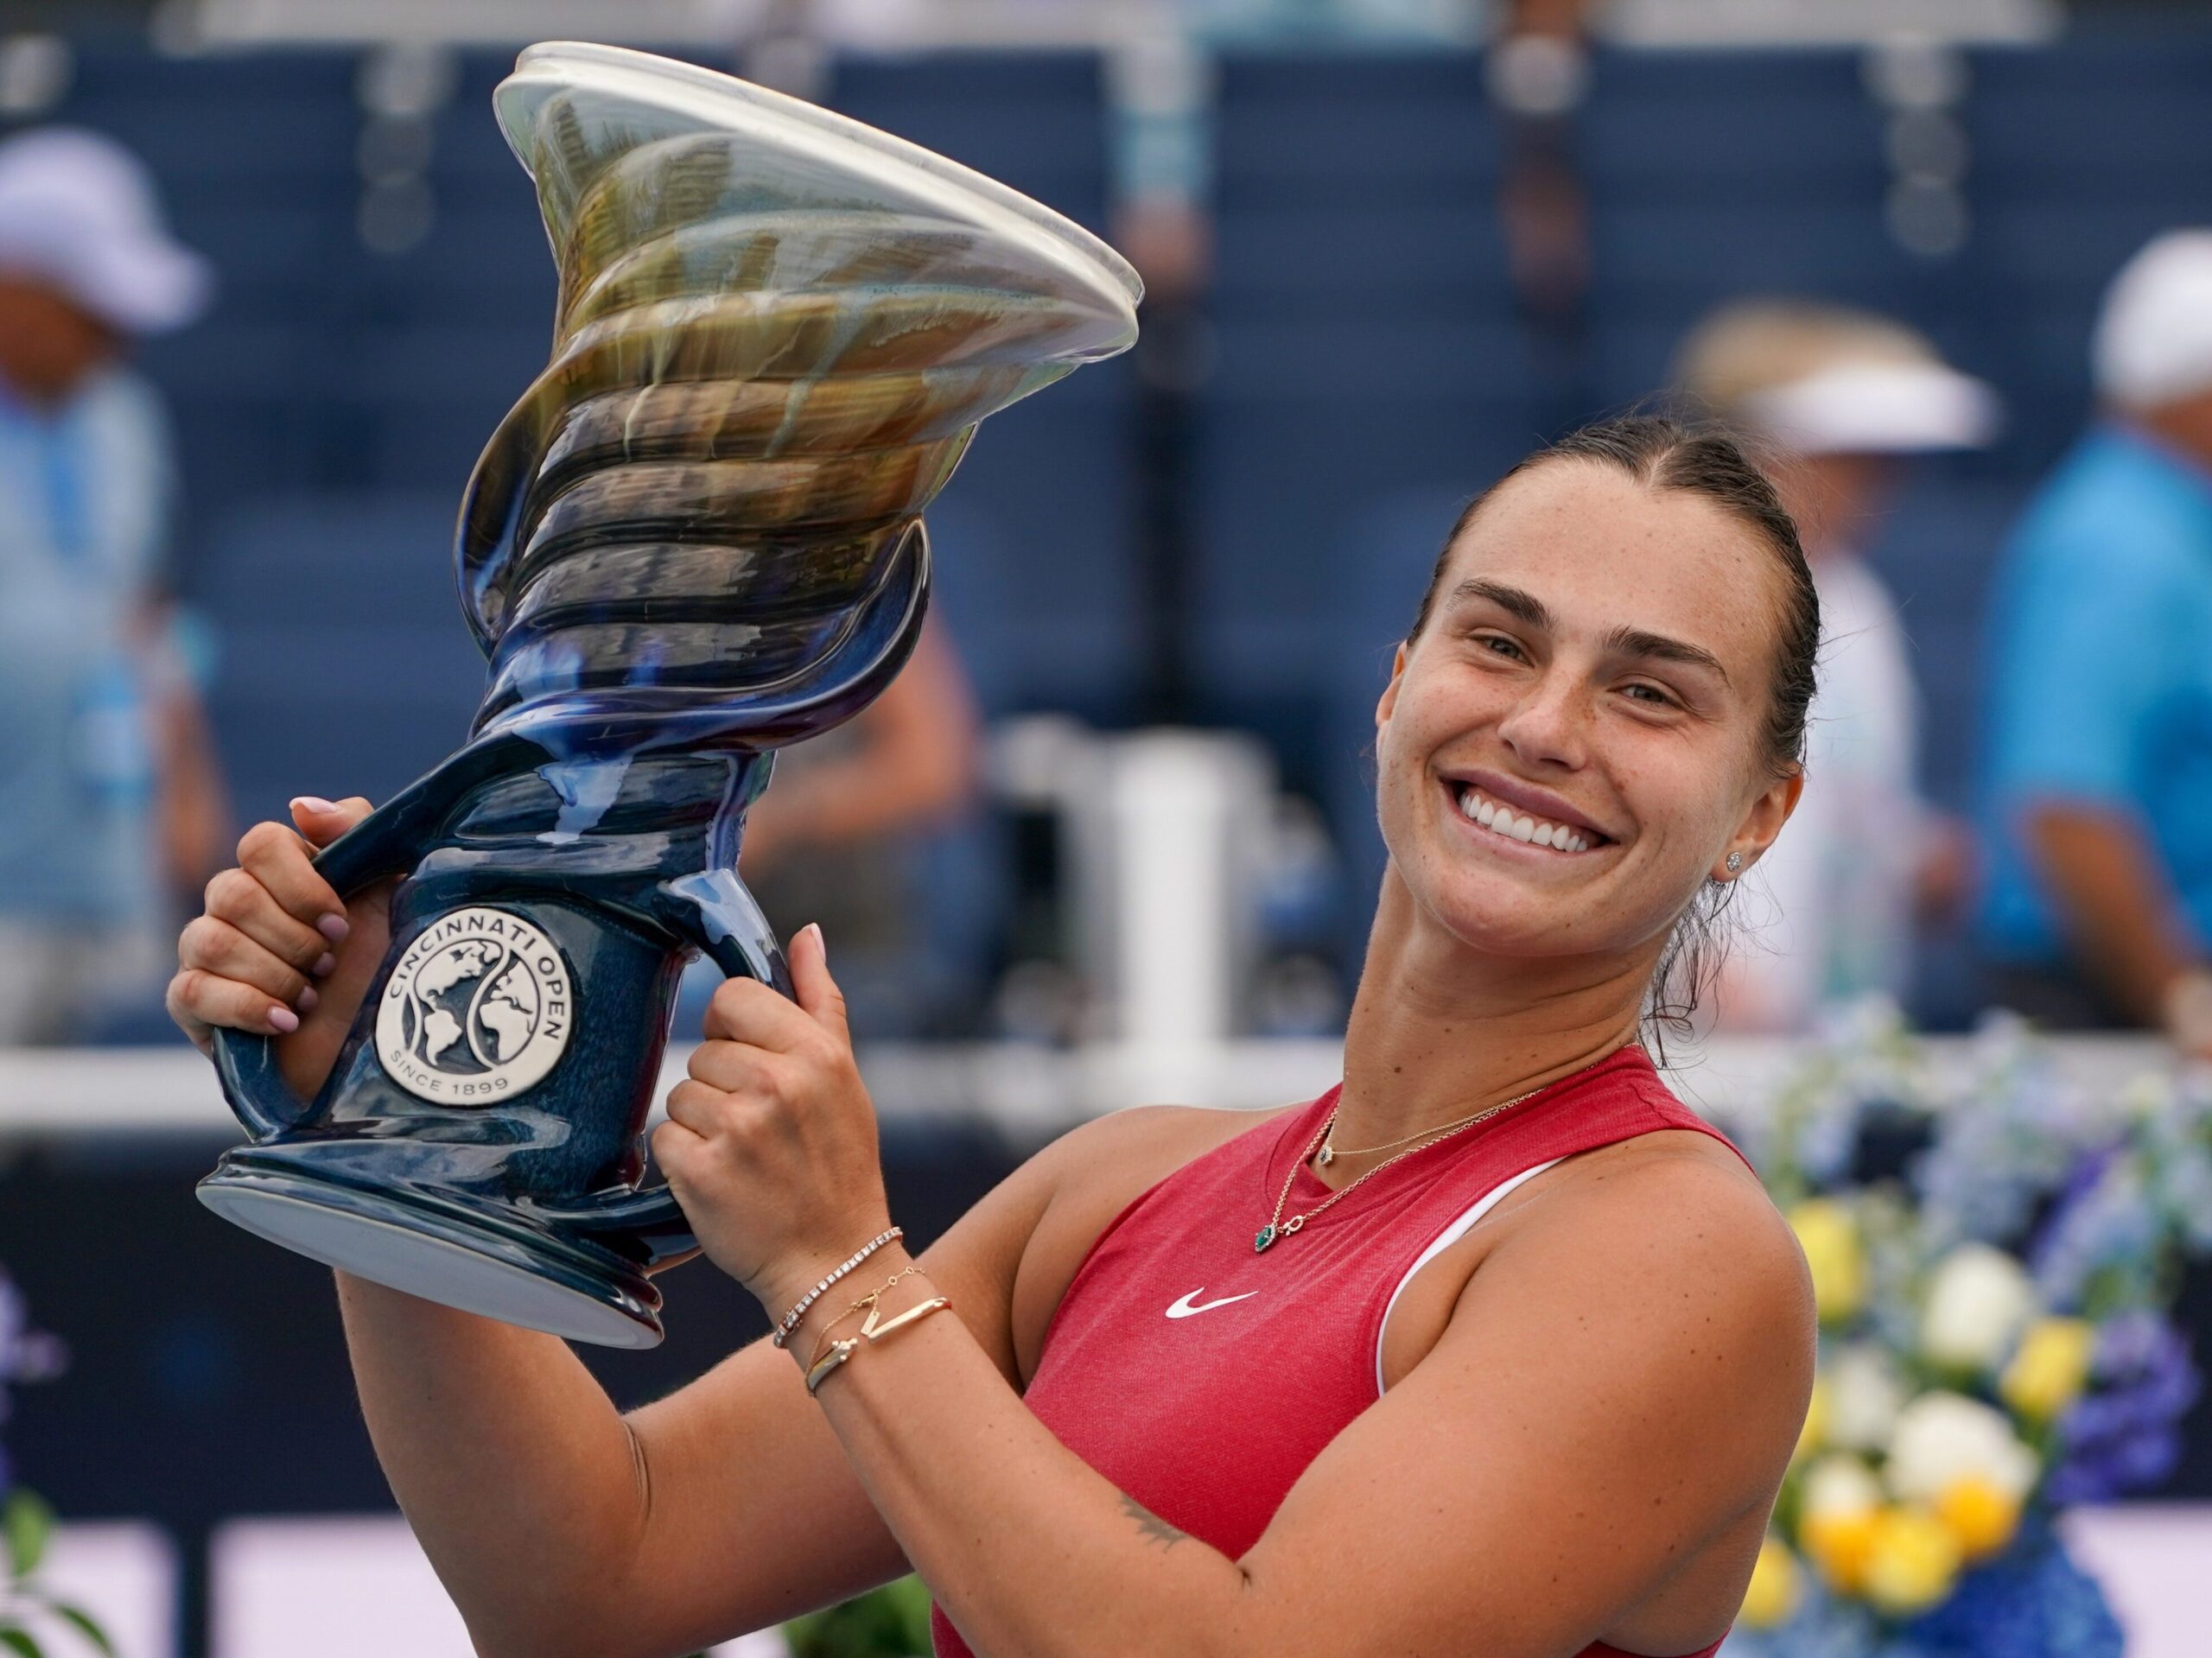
top-left (1610, 758), bottom-right (1706, 867)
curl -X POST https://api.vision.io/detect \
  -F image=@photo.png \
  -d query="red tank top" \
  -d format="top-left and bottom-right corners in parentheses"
top-left (930, 1045), bottom-right (1748, 1658)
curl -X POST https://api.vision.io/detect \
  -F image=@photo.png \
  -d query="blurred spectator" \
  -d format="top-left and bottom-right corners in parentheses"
top-left (0, 129), bottom-right (227, 1045)
top-left (1979, 232), bottom-right (2212, 1058)
top-left (702, 614), bottom-right (981, 1034)
top-left (1676, 301), bottom-right (1995, 1030)
top-left (1491, 0), bottom-right (1594, 353)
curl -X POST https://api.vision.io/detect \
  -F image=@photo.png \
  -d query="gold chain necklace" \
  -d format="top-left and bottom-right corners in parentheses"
top-left (1254, 1084), bottom-right (1546, 1254)
top-left (1314, 1097), bottom-right (1527, 1167)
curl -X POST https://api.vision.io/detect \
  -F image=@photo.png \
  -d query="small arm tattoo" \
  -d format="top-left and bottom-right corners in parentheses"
top-left (1121, 1491), bottom-right (1188, 1551)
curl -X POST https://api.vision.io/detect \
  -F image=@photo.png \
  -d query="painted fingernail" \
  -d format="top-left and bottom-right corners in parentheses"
top-left (311, 951), bottom-right (336, 977)
top-left (317, 913), bottom-right (349, 943)
top-left (296, 985), bottom-right (319, 1013)
top-left (292, 795), bottom-right (338, 815)
top-left (269, 1005), bottom-right (300, 1033)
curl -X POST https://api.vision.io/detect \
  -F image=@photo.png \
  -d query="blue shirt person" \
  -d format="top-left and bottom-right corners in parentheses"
top-left (0, 368), bottom-right (172, 925)
top-left (0, 128), bottom-right (226, 1043)
top-left (1977, 233), bottom-right (2212, 1058)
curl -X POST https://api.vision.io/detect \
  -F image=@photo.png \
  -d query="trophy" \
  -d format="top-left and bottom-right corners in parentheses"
top-left (197, 41), bottom-right (1139, 1347)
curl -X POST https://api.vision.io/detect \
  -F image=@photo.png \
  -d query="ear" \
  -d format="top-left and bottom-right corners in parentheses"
top-left (1716, 767), bottom-right (1804, 880)
top-left (1375, 642), bottom-right (1409, 732)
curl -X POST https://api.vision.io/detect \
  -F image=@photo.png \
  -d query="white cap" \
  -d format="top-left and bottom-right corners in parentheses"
top-left (2094, 230), bottom-right (2212, 410)
top-left (1675, 299), bottom-right (1997, 457)
top-left (0, 127), bottom-right (212, 334)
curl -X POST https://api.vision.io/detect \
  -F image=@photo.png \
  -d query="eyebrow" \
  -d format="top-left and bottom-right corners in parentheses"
top-left (1448, 577), bottom-right (1732, 687)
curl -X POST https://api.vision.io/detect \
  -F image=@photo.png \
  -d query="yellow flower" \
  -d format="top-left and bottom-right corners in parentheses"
top-left (1789, 1199), bottom-right (1866, 1325)
top-left (1799, 1454), bottom-right (1884, 1592)
top-left (1934, 1475), bottom-right (2022, 1561)
top-left (1795, 1375), bottom-right (1832, 1464)
top-left (2000, 1317), bottom-right (2095, 1422)
top-left (1863, 1505), bottom-right (1963, 1616)
top-left (1739, 1535), bottom-right (1803, 1629)
top-left (1802, 1507), bottom-right (1878, 1592)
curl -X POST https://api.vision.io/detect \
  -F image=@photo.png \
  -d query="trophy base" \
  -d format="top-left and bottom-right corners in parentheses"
top-left (198, 1152), bottom-right (667, 1349)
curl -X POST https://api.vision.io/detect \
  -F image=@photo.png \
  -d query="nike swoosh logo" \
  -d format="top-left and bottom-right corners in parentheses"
top-left (1165, 1288), bottom-right (1258, 1319)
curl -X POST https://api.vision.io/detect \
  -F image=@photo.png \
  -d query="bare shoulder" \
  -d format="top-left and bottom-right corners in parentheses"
top-left (1484, 1127), bottom-right (1815, 1391)
top-left (1006, 1102), bottom-right (1294, 1381)
top-left (1534, 1129), bottom-right (1806, 1299)
top-left (1340, 1137), bottom-right (1813, 1658)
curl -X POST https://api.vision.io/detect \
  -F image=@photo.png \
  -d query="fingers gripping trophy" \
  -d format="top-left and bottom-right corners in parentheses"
top-left (196, 42), bottom-right (1140, 1347)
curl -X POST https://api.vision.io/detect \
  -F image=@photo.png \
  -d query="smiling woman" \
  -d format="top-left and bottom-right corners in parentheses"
top-left (1384, 416), bottom-right (1821, 1047)
top-left (169, 414), bottom-right (1821, 1658)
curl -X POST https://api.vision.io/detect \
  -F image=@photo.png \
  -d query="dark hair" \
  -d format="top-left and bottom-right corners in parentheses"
top-left (1402, 414), bottom-right (1821, 1052)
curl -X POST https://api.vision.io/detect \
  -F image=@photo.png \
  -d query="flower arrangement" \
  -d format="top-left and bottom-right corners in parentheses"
top-left (1713, 1005), bottom-right (2212, 1657)
top-left (0, 1267), bottom-right (112, 1656)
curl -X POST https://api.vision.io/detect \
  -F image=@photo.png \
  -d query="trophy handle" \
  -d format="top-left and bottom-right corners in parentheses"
top-left (525, 869), bottom-right (793, 1268)
top-left (207, 796), bottom-right (429, 1140)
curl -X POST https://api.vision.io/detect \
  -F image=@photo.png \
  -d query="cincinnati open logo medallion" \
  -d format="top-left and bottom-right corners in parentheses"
top-left (375, 907), bottom-right (573, 1103)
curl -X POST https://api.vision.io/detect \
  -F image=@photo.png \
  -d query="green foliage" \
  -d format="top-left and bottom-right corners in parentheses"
top-left (1, 1490), bottom-right (113, 1658)
top-left (783, 1575), bottom-right (934, 1658)
top-left (3, 1495), bottom-right (49, 1582)
top-left (41, 1609), bottom-right (111, 1658)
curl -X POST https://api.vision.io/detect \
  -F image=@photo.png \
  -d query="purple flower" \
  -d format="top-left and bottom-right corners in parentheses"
top-left (0, 1266), bottom-right (67, 1501)
top-left (2049, 1313), bottom-right (2202, 1503)
top-left (0, 1270), bottom-right (67, 1406)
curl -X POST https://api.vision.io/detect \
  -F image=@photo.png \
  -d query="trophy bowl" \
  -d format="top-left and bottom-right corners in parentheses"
top-left (195, 41), bottom-right (1139, 1348)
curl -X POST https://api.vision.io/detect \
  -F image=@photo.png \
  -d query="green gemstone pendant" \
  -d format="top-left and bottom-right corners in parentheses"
top-left (1254, 1224), bottom-right (1278, 1253)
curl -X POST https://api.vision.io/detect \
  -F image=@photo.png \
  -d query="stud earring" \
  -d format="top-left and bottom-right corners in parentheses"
top-left (1726, 852), bottom-right (1744, 873)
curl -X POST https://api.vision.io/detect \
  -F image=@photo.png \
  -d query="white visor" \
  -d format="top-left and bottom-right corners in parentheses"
top-left (1741, 360), bottom-right (1999, 456)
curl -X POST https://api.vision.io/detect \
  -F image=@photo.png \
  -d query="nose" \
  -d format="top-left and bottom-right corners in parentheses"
top-left (1494, 672), bottom-right (1589, 771)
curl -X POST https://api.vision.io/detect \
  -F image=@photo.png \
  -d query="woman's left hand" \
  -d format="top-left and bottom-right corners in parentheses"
top-left (654, 924), bottom-right (895, 1316)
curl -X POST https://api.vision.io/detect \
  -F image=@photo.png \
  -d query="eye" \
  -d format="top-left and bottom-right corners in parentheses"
top-left (1622, 682), bottom-right (1679, 708)
top-left (1472, 632), bottom-right (1527, 662)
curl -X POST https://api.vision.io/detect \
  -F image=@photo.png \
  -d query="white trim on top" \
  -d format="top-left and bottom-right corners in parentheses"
top-left (1375, 1157), bottom-right (1565, 1397)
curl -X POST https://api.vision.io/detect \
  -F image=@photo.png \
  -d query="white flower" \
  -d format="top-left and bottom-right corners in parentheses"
top-left (1920, 1242), bottom-right (2036, 1369)
top-left (1827, 1342), bottom-right (1907, 1451)
top-left (1802, 1452), bottom-right (1885, 1517)
top-left (1885, 1390), bottom-right (2038, 1505)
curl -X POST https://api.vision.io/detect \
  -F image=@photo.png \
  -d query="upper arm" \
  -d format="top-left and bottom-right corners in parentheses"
top-left (1234, 1157), bottom-right (1814, 1658)
top-left (609, 1102), bottom-right (1217, 1655)
top-left (609, 1125), bottom-right (1062, 1651)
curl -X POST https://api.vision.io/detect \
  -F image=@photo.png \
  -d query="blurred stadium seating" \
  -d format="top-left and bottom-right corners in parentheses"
top-left (10, 22), bottom-right (2212, 1030)
top-left (1197, 48), bottom-right (1532, 794)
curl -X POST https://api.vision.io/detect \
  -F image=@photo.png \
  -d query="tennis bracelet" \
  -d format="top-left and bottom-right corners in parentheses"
top-left (770, 1226), bottom-right (903, 1348)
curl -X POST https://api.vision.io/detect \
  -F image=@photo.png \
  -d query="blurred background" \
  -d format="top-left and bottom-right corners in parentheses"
top-left (2, 0), bottom-right (2211, 1654)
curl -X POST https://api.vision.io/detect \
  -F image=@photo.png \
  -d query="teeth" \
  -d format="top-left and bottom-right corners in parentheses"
top-left (1453, 786), bottom-right (1599, 854)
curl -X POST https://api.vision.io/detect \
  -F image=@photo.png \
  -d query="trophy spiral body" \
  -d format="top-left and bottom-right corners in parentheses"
top-left (197, 43), bottom-right (1140, 1347)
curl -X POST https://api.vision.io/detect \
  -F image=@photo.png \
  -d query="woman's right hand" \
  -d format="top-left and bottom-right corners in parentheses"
top-left (168, 795), bottom-right (397, 1104)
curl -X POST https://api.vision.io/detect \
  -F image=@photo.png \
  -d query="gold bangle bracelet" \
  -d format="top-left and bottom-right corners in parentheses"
top-left (805, 1337), bottom-right (859, 1395)
top-left (804, 1295), bottom-right (953, 1397)
top-left (806, 1264), bottom-right (926, 1370)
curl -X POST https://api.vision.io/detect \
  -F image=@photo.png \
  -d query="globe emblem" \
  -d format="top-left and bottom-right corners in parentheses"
top-left (401, 940), bottom-right (539, 1075)
top-left (376, 907), bottom-right (574, 1103)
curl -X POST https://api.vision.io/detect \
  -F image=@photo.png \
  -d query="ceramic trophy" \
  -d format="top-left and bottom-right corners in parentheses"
top-left (196, 41), bottom-right (1140, 1347)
